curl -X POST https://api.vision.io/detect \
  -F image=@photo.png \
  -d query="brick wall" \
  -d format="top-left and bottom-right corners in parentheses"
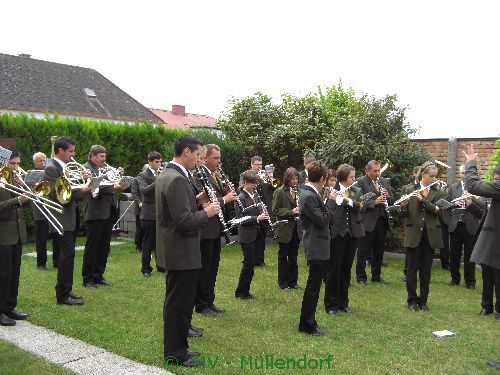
top-left (413, 137), bottom-right (498, 180)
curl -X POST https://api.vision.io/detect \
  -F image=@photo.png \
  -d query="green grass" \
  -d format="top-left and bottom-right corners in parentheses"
top-left (7, 238), bottom-right (499, 374)
top-left (0, 339), bottom-right (73, 375)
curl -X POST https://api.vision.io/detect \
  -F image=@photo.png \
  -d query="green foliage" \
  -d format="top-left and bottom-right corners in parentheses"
top-left (486, 138), bottom-right (500, 181)
top-left (219, 83), bottom-right (430, 186)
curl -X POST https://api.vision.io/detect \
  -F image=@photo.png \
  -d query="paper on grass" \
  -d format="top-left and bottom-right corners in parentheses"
top-left (432, 330), bottom-right (456, 338)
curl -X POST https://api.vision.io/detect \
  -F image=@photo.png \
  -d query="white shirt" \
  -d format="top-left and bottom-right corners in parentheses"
top-left (305, 182), bottom-right (319, 195)
top-left (169, 160), bottom-right (190, 179)
top-left (53, 157), bottom-right (66, 170)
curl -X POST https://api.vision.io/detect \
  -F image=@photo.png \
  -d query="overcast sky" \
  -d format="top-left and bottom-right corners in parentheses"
top-left (2, 0), bottom-right (499, 139)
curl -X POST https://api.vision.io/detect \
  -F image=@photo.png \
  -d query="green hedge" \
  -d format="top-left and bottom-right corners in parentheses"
top-left (1, 113), bottom-right (247, 240)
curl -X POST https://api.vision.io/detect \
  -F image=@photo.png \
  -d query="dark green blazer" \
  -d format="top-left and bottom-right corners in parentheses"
top-left (155, 163), bottom-right (208, 271)
top-left (0, 187), bottom-right (28, 245)
top-left (400, 183), bottom-right (445, 250)
top-left (137, 169), bottom-right (156, 221)
top-left (326, 183), bottom-right (365, 239)
top-left (235, 189), bottom-right (266, 244)
top-left (446, 180), bottom-right (485, 235)
top-left (271, 186), bottom-right (303, 243)
top-left (83, 160), bottom-right (117, 222)
top-left (465, 160), bottom-right (500, 269)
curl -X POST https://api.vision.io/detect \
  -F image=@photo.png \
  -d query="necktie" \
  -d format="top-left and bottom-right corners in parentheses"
top-left (422, 188), bottom-right (428, 199)
top-left (344, 189), bottom-right (350, 199)
top-left (374, 180), bottom-right (380, 192)
top-left (291, 189), bottom-right (296, 203)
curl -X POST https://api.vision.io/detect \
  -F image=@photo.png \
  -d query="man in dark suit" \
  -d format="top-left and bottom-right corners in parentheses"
top-left (156, 135), bottom-right (220, 368)
top-left (193, 144), bottom-right (237, 316)
top-left (272, 167), bottom-right (302, 289)
top-left (0, 147), bottom-right (29, 326)
top-left (447, 164), bottom-right (485, 289)
top-left (43, 137), bottom-right (90, 305)
top-left (298, 160), bottom-right (330, 336)
top-left (130, 170), bottom-right (144, 253)
top-left (137, 152), bottom-right (162, 277)
top-left (298, 155), bottom-right (316, 186)
top-left (82, 145), bottom-right (128, 288)
top-left (30, 152), bottom-right (59, 270)
top-left (355, 160), bottom-right (393, 285)
top-left (464, 145), bottom-right (500, 320)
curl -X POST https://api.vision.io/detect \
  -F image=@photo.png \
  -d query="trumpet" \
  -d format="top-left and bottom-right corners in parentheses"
top-left (392, 180), bottom-right (442, 206)
top-left (257, 169), bottom-right (281, 188)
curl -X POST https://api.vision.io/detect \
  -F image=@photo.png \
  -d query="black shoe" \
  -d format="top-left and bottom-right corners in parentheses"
top-left (479, 308), bottom-right (493, 316)
top-left (5, 309), bottom-right (28, 320)
top-left (197, 307), bottom-right (217, 316)
top-left (299, 327), bottom-right (325, 336)
top-left (68, 292), bottom-right (83, 300)
top-left (326, 309), bottom-right (339, 317)
top-left (372, 277), bottom-right (389, 285)
top-left (402, 275), bottom-right (407, 283)
top-left (57, 296), bottom-right (84, 305)
top-left (37, 265), bottom-right (47, 271)
top-left (280, 286), bottom-right (291, 290)
top-left (289, 284), bottom-right (299, 289)
top-left (255, 262), bottom-right (266, 267)
top-left (157, 267), bottom-right (166, 273)
top-left (83, 282), bottom-right (98, 288)
top-left (235, 293), bottom-right (253, 300)
top-left (188, 351), bottom-right (201, 358)
top-left (449, 280), bottom-right (459, 286)
top-left (180, 357), bottom-right (201, 367)
top-left (465, 284), bottom-right (476, 290)
top-left (487, 361), bottom-right (500, 369)
top-left (210, 304), bottom-right (225, 313)
top-left (188, 327), bottom-right (203, 337)
top-left (0, 313), bottom-right (16, 326)
top-left (94, 279), bottom-right (111, 286)
top-left (496, 312), bottom-right (500, 320)
top-left (419, 304), bottom-right (430, 312)
top-left (142, 272), bottom-right (151, 278)
top-left (190, 325), bottom-right (204, 333)
top-left (136, 246), bottom-right (142, 253)
top-left (342, 306), bottom-right (354, 314)
top-left (357, 280), bottom-right (366, 287)
top-left (408, 303), bottom-right (419, 312)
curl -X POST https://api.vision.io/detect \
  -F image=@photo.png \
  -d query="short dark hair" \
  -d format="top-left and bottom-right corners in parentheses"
top-left (283, 167), bottom-right (299, 187)
top-left (250, 156), bottom-right (262, 164)
top-left (173, 135), bottom-right (203, 157)
top-left (493, 166), bottom-right (500, 177)
top-left (327, 168), bottom-right (337, 180)
top-left (242, 170), bottom-right (259, 184)
top-left (88, 145), bottom-right (106, 160)
top-left (337, 164), bottom-right (355, 182)
top-left (303, 155), bottom-right (316, 165)
top-left (365, 160), bottom-right (380, 172)
top-left (8, 148), bottom-right (20, 160)
top-left (307, 161), bottom-right (328, 183)
top-left (147, 151), bottom-right (162, 161)
top-left (54, 137), bottom-right (75, 155)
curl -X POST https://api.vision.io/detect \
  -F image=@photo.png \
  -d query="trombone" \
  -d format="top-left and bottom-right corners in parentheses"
top-left (0, 165), bottom-right (64, 234)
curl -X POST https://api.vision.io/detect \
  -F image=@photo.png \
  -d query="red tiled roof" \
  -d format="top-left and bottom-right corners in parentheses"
top-left (149, 107), bottom-right (218, 129)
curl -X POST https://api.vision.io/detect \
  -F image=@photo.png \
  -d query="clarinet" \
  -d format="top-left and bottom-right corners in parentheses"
top-left (195, 166), bottom-right (234, 245)
top-left (254, 189), bottom-right (278, 240)
top-left (216, 165), bottom-right (245, 213)
top-left (291, 185), bottom-right (300, 221)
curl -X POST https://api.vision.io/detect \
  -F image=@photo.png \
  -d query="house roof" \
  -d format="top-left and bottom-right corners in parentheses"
top-left (0, 53), bottom-right (162, 124)
top-left (150, 106), bottom-right (218, 129)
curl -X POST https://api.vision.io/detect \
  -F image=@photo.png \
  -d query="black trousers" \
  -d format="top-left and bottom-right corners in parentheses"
top-left (0, 240), bottom-right (22, 314)
top-left (278, 227), bottom-right (300, 288)
top-left (164, 269), bottom-right (199, 362)
top-left (141, 220), bottom-right (156, 274)
top-left (406, 229), bottom-right (434, 305)
top-left (440, 222), bottom-right (450, 269)
top-left (235, 232), bottom-right (265, 297)
top-left (299, 260), bottom-right (327, 332)
top-left (83, 216), bottom-right (113, 283)
top-left (35, 220), bottom-right (59, 267)
top-left (255, 229), bottom-right (266, 266)
top-left (356, 217), bottom-right (387, 282)
top-left (449, 222), bottom-right (476, 286)
top-left (324, 235), bottom-right (358, 311)
top-left (134, 214), bottom-right (143, 250)
top-left (54, 231), bottom-right (76, 300)
top-left (195, 237), bottom-right (221, 311)
top-left (481, 265), bottom-right (500, 313)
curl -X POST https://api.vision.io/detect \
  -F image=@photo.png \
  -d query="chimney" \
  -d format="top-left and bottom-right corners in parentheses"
top-left (18, 53), bottom-right (32, 58)
top-left (171, 105), bottom-right (186, 116)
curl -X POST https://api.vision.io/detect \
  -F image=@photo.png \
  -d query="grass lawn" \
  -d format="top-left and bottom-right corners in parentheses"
top-left (0, 339), bottom-right (73, 375)
top-left (6, 237), bottom-right (498, 374)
